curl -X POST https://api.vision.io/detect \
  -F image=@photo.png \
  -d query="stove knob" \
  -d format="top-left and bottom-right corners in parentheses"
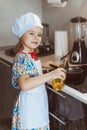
top-left (71, 51), bottom-right (79, 63)
top-left (73, 55), bottom-right (77, 61)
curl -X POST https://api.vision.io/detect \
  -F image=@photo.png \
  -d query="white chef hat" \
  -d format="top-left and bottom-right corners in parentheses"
top-left (12, 12), bottom-right (43, 38)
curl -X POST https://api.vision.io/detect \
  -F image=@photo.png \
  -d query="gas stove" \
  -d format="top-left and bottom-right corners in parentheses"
top-left (5, 47), bottom-right (54, 57)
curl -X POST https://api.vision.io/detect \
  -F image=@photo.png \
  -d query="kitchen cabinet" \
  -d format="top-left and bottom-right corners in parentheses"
top-left (42, 66), bottom-right (87, 129)
top-left (46, 83), bottom-right (87, 130)
top-left (0, 58), bottom-right (19, 120)
top-left (46, 84), bottom-right (69, 130)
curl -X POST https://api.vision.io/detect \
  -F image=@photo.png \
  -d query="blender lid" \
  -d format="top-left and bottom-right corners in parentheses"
top-left (71, 16), bottom-right (87, 23)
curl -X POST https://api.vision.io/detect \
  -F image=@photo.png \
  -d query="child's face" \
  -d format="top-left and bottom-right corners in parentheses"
top-left (21, 26), bottom-right (43, 52)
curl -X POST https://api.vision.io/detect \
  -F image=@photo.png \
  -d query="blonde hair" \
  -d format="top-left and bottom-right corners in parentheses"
top-left (14, 38), bottom-right (39, 54)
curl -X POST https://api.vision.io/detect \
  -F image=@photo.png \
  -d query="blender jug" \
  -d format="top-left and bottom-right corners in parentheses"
top-left (70, 16), bottom-right (87, 64)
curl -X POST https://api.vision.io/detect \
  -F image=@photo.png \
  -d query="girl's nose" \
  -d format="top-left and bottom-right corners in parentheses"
top-left (34, 35), bottom-right (38, 40)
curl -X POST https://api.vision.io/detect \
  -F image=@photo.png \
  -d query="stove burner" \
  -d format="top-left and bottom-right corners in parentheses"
top-left (5, 48), bottom-right (54, 57)
top-left (5, 48), bottom-right (16, 57)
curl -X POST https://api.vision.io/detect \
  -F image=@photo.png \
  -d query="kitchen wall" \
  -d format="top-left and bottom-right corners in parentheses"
top-left (42, 0), bottom-right (87, 50)
top-left (0, 0), bottom-right (42, 47)
top-left (1, 0), bottom-right (87, 50)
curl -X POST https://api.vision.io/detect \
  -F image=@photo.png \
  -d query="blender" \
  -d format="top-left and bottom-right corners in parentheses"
top-left (70, 16), bottom-right (87, 64)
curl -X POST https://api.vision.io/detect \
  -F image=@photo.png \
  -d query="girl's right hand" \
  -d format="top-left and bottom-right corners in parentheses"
top-left (51, 67), bottom-right (66, 81)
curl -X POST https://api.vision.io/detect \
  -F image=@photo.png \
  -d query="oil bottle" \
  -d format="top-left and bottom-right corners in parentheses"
top-left (50, 60), bottom-right (67, 91)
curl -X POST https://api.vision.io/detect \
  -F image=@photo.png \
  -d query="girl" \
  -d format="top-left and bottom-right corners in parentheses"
top-left (12, 12), bottom-right (66, 130)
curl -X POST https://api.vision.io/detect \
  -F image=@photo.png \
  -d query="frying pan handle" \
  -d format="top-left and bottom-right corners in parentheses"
top-left (61, 51), bottom-right (71, 60)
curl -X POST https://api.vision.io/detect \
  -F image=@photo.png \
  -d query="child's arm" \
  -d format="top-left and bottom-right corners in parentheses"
top-left (17, 67), bottom-right (66, 91)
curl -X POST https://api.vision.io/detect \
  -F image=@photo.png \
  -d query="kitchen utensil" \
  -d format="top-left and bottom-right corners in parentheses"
top-left (65, 67), bottom-right (84, 84)
top-left (67, 67), bottom-right (83, 75)
top-left (70, 16), bottom-right (87, 64)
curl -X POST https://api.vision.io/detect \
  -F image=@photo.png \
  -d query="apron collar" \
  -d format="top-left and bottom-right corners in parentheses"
top-left (18, 50), bottom-right (38, 61)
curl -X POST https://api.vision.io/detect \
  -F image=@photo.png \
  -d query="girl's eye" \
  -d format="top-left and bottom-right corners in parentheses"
top-left (29, 32), bottom-right (42, 37)
top-left (29, 32), bottom-right (34, 35)
top-left (38, 34), bottom-right (42, 37)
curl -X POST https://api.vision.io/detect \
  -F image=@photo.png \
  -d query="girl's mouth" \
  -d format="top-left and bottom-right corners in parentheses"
top-left (32, 42), bottom-right (38, 44)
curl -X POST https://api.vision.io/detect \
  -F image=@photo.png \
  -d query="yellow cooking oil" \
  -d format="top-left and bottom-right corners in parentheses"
top-left (52, 78), bottom-right (64, 91)
top-left (51, 63), bottom-right (65, 91)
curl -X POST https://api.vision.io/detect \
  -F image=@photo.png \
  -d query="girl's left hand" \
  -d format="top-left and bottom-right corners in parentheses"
top-left (42, 61), bottom-right (56, 69)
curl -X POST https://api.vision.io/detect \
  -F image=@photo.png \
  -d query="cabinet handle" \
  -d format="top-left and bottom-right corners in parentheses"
top-left (46, 85), bottom-right (67, 98)
top-left (0, 58), bottom-right (11, 68)
top-left (49, 112), bottom-right (66, 125)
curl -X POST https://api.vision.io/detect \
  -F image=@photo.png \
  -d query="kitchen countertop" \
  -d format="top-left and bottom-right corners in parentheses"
top-left (0, 47), bottom-right (87, 104)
